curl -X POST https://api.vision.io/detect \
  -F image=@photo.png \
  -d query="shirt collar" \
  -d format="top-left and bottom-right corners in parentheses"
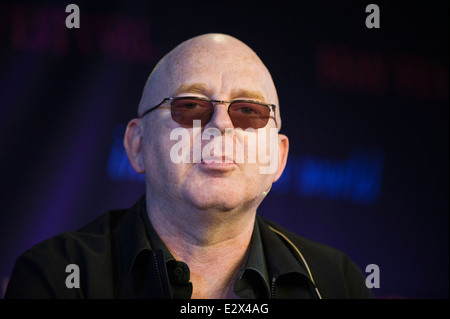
top-left (117, 196), bottom-right (152, 287)
top-left (234, 220), bottom-right (271, 298)
top-left (235, 216), bottom-right (316, 298)
top-left (257, 216), bottom-right (312, 278)
top-left (139, 202), bottom-right (175, 263)
top-left (116, 196), bottom-right (315, 298)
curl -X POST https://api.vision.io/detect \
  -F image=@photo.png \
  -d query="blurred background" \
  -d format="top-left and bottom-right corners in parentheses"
top-left (0, 0), bottom-right (448, 298)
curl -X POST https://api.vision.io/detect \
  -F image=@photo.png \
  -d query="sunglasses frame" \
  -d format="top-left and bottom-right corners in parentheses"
top-left (139, 96), bottom-right (277, 128)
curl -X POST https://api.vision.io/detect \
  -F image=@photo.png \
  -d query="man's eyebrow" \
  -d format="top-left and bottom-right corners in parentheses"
top-left (176, 83), bottom-right (212, 96)
top-left (176, 83), bottom-right (267, 103)
top-left (231, 89), bottom-right (267, 103)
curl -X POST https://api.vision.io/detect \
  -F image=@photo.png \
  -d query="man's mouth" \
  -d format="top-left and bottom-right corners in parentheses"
top-left (198, 155), bottom-right (237, 171)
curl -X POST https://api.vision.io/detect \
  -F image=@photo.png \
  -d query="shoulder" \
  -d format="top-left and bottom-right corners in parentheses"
top-left (260, 217), bottom-right (346, 262)
top-left (258, 216), bottom-right (373, 299)
top-left (5, 209), bottom-right (127, 298)
top-left (29, 209), bottom-right (127, 260)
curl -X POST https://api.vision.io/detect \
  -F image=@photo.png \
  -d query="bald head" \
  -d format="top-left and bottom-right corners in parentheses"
top-left (138, 33), bottom-right (281, 130)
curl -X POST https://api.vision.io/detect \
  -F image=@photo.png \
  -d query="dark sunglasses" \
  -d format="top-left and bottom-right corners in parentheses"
top-left (139, 96), bottom-right (277, 130)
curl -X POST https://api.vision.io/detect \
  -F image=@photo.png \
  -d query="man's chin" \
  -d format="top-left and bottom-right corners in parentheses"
top-left (191, 201), bottom-right (238, 214)
top-left (184, 193), bottom-right (243, 214)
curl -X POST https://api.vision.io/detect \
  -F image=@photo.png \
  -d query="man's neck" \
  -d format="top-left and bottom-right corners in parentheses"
top-left (146, 196), bottom-right (256, 298)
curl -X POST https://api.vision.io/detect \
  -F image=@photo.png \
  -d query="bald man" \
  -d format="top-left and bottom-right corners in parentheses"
top-left (5, 34), bottom-right (372, 299)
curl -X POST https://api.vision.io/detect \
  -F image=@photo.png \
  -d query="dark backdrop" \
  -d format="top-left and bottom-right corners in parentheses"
top-left (0, 0), bottom-right (448, 298)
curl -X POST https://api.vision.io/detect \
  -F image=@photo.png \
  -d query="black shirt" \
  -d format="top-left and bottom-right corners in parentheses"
top-left (5, 196), bottom-right (373, 299)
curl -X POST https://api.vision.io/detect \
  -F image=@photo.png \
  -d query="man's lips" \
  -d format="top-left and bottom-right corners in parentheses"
top-left (198, 156), bottom-right (237, 171)
top-left (200, 155), bottom-right (235, 164)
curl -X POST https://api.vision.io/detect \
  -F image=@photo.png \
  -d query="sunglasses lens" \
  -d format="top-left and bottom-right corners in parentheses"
top-left (228, 102), bottom-right (270, 129)
top-left (169, 98), bottom-right (271, 129)
top-left (170, 98), bottom-right (212, 126)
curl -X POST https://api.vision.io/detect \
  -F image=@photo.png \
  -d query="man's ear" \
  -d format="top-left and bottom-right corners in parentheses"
top-left (273, 134), bottom-right (289, 183)
top-left (123, 118), bottom-right (145, 174)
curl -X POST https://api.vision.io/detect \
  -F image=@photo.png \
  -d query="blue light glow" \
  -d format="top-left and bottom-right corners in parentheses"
top-left (106, 125), bottom-right (145, 182)
top-left (272, 148), bottom-right (384, 204)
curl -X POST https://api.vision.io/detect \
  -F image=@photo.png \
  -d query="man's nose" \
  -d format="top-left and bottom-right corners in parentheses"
top-left (205, 103), bottom-right (234, 133)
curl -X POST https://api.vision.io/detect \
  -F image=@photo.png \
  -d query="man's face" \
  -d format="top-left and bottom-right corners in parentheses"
top-left (129, 35), bottom-right (288, 213)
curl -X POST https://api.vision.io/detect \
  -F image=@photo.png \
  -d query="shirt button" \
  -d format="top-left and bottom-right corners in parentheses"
top-left (174, 267), bottom-right (183, 280)
top-left (167, 260), bottom-right (190, 283)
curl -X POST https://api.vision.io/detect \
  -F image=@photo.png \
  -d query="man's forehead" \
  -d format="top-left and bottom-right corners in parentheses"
top-left (166, 51), bottom-right (270, 94)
